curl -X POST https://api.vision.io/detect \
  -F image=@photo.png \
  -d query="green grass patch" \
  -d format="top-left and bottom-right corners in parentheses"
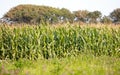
top-left (0, 55), bottom-right (120, 75)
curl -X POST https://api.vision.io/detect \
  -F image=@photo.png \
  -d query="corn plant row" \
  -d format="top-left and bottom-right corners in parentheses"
top-left (0, 25), bottom-right (120, 60)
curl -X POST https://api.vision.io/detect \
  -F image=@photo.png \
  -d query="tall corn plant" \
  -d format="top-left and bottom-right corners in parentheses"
top-left (0, 24), bottom-right (120, 60)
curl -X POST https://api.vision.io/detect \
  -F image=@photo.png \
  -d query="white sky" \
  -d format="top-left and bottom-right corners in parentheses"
top-left (0, 0), bottom-right (120, 18)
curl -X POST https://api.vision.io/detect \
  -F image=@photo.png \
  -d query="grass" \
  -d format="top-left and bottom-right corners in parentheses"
top-left (0, 23), bottom-right (120, 75)
top-left (0, 54), bottom-right (120, 75)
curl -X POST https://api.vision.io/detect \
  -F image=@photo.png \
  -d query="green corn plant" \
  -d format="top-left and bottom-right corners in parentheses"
top-left (0, 24), bottom-right (120, 60)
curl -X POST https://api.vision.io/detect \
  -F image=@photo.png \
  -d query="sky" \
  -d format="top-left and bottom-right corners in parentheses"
top-left (0, 0), bottom-right (120, 18)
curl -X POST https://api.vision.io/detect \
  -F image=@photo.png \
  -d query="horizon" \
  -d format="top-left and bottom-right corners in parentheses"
top-left (0, 0), bottom-right (120, 18)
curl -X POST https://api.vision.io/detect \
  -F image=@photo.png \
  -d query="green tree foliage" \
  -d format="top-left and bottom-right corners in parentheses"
top-left (110, 8), bottom-right (120, 22)
top-left (5, 4), bottom-right (118, 24)
top-left (4, 4), bottom-right (74, 24)
top-left (73, 10), bottom-right (89, 22)
top-left (60, 8), bottom-right (75, 23)
top-left (101, 16), bottom-right (112, 24)
top-left (87, 11), bottom-right (102, 23)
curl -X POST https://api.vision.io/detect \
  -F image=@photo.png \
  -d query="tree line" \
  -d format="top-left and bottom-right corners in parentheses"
top-left (3, 4), bottom-right (120, 24)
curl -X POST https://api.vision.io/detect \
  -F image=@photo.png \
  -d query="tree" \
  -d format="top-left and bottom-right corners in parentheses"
top-left (4, 4), bottom-right (75, 24)
top-left (60, 8), bottom-right (74, 23)
top-left (3, 4), bottom-right (62, 24)
top-left (110, 8), bottom-right (120, 22)
top-left (101, 16), bottom-right (112, 24)
top-left (87, 11), bottom-right (102, 23)
top-left (73, 10), bottom-right (89, 23)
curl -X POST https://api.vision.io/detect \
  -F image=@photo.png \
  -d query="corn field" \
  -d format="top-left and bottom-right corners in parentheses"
top-left (0, 24), bottom-right (120, 60)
